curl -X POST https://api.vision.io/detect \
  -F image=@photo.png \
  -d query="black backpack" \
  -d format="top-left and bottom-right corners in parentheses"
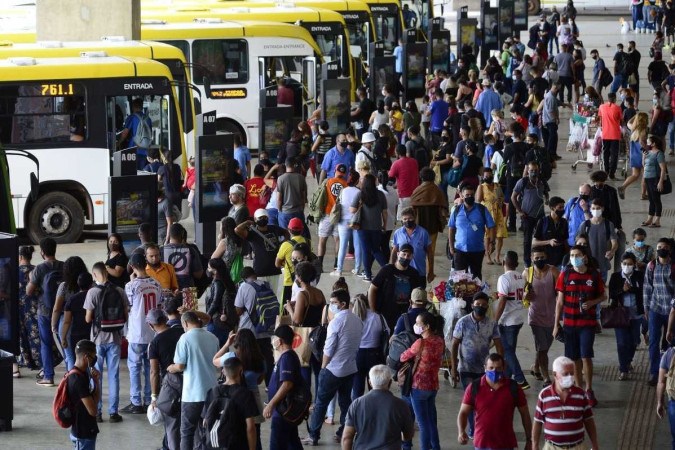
top-left (386, 314), bottom-right (419, 371)
top-left (41, 265), bottom-right (63, 312)
top-left (531, 146), bottom-right (552, 181)
top-left (618, 53), bottom-right (635, 76)
top-left (93, 283), bottom-right (126, 336)
top-left (505, 142), bottom-right (527, 179)
top-left (411, 138), bottom-right (430, 168)
top-left (203, 385), bottom-right (239, 449)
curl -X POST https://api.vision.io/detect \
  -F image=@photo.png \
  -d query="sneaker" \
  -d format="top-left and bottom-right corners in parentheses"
top-left (542, 380), bottom-right (552, 388)
top-left (351, 269), bottom-right (359, 275)
top-left (363, 276), bottom-right (372, 282)
top-left (36, 378), bottom-right (54, 387)
top-left (120, 403), bottom-right (145, 414)
top-left (329, 270), bottom-right (342, 277)
top-left (96, 414), bottom-right (103, 423)
top-left (300, 436), bottom-right (318, 446)
top-left (618, 372), bottom-right (628, 381)
top-left (586, 389), bottom-right (598, 407)
top-left (518, 380), bottom-right (531, 390)
top-left (109, 413), bottom-right (123, 423)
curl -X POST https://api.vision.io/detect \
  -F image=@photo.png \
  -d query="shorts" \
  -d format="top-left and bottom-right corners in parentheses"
top-left (564, 325), bottom-right (596, 360)
top-left (318, 216), bottom-right (338, 238)
top-left (396, 197), bottom-right (412, 221)
top-left (531, 325), bottom-right (554, 353)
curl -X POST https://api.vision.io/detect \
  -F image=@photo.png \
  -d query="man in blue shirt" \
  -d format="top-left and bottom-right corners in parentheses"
top-left (390, 207), bottom-right (434, 284)
top-left (393, 38), bottom-right (403, 77)
top-left (119, 98), bottom-right (153, 169)
top-left (426, 88), bottom-right (449, 149)
top-left (563, 183), bottom-right (592, 246)
top-left (233, 133), bottom-right (251, 180)
top-left (448, 183), bottom-right (496, 280)
top-left (319, 134), bottom-right (354, 183)
top-left (475, 79), bottom-right (503, 128)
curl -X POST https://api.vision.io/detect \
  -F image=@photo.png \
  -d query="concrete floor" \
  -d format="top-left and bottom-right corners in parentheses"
top-left (4, 14), bottom-right (675, 450)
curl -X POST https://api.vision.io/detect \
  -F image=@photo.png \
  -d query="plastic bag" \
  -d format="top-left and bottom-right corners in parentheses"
top-left (230, 253), bottom-right (244, 284)
top-left (147, 404), bottom-right (163, 426)
top-left (592, 128), bottom-right (603, 156)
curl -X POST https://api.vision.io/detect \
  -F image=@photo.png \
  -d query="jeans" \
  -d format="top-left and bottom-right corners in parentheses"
top-left (70, 434), bottom-right (96, 450)
top-left (37, 314), bottom-right (55, 380)
top-left (453, 250), bottom-right (484, 281)
top-left (548, 36), bottom-right (559, 54)
top-left (96, 342), bottom-right (121, 415)
top-left (558, 76), bottom-right (573, 103)
top-left (337, 224), bottom-right (362, 273)
top-left (180, 401), bottom-right (204, 450)
top-left (632, 5), bottom-right (643, 29)
top-left (356, 229), bottom-right (387, 278)
top-left (58, 315), bottom-right (75, 371)
top-left (410, 389), bottom-right (440, 450)
top-left (650, 310), bottom-right (670, 377)
top-left (162, 409), bottom-right (181, 450)
top-left (668, 117), bottom-right (675, 150)
top-left (258, 337), bottom-right (274, 387)
top-left (267, 208), bottom-right (279, 227)
top-left (668, 399), bottom-right (675, 450)
top-left (499, 323), bottom-right (526, 383)
top-left (127, 343), bottom-right (151, 407)
top-left (460, 372), bottom-right (484, 436)
top-left (522, 216), bottom-right (539, 267)
top-left (351, 348), bottom-right (384, 400)
top-left (278, 211), bottom-right (310, 239)
top-left (646, 177), bottom-right (663, 217)
top-left (610, 73), bottom-right (627, 93)
top-left (301, 354), bottom-right (322, 398)
top-left (543, 122), bottom-right (559, 159)
top-left (615, 318), bottom-right (642, 373)
top-left (307, 368), bottom-right (354, 441)
top-left (602, 139), bottom-right (620, 176)
top-left (270, 416), bottom-right (303, 450)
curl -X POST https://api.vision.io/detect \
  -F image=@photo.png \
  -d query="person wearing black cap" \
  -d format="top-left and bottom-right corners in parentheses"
top-left (263, 325), bottom-right (305, 449)
top-left (368, 243), bottom-right (424, 331)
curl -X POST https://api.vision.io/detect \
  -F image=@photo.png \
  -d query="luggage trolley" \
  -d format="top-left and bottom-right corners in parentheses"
top-left (569, 113), bottom-right (596, 171)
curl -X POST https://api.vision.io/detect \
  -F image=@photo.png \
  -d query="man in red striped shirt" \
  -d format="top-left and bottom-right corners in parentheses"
top-left (531, 356), bottom-right (599, 450)
top-left (552, 245), bottom-right (606, 407)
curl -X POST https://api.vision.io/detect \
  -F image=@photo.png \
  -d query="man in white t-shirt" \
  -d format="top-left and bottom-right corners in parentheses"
top-left (495, 250), bottom-right (529, 390)
top-left (121, 253), bottom-right (161, 414)
top-left (234, 266), bottom-right (274, 388)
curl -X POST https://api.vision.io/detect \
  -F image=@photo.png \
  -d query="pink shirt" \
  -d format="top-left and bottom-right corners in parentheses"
top-left (388, 157), bottom-right (419, 198)
top-left (598, 103), bottom-right (622, 140)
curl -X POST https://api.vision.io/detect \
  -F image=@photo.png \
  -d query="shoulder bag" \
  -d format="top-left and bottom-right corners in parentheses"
top-left (308, 305), bottom-right (329, 361)
top-left (330, 192), bottom-right (342, 226)
top-left (600, 304), bottom-right (631, 329)
top-left (349, 202), bottom-right (362, 230)
top-left (397, 340), bottom-right (425, 397)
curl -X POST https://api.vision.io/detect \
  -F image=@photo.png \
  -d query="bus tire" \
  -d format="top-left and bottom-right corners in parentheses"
top-left (27, 191), bottom-right (84, 244)
top-left (216, 118), bottom-right (246, 144)
top-left (528, 0), bottom-right (541, 14)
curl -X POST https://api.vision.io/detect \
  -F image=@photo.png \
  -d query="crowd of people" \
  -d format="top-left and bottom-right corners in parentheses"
top-left (7, 3), bottom-right (675, 450)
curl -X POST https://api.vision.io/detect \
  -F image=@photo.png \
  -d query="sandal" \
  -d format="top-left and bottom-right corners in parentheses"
top-left (641, 221), bottom-right (652, 226)
top-left (12, 371), bottom-right (21, 379)
top-left (618, 186), bottom-right (625, 200)
top-left (649, 223), bottom-right (661, 228)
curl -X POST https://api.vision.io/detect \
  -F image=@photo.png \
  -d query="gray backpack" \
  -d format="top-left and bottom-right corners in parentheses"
top-left (133, 113), bottom-right (153, 148)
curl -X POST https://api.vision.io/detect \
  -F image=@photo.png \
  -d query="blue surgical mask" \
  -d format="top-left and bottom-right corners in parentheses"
top-left (571, 256), bottom-right (584, 268)
top-left (329, 304), bottom-right (340, 315)
top-left (634, 240), bottom-right (645, 248)
top-left (485, 370), bottom-right (503, 384)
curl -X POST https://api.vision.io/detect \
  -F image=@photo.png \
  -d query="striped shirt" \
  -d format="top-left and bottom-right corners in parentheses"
top-left (534, 385), bottom-right (593, 446)
top-left (555, 269), bottom-right (605, 328)
top-left (644, 261), bottom-right (675, 316)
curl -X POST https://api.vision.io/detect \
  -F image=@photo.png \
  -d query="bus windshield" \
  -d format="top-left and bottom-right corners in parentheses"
top-left (374, 12), bottom-right (400, 52)
top-left (345, 19), bottom-right (370, 58)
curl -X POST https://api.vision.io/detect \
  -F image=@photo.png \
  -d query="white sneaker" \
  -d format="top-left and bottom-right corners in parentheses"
top-left (329, 270), bottom-right (342, 277)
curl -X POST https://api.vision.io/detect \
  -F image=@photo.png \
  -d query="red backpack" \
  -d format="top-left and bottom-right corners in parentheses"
top-left (53, 367), bottom-right (86, 428)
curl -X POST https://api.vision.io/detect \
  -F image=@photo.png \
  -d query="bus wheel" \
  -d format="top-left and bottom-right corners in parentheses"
top-left (27, 192), bottom-right (84, 244)
top-left (528, 0), bottom-right (541, 14)
top-left (216, 119), bottom-right (245, 144)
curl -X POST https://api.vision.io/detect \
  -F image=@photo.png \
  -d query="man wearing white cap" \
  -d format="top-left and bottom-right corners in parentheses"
top-left (475, 79), bottom-right (503, 128)
top-left (355, 132), bottom-right (378, 175)
top-left (227, 183), bottom-right (250, 225)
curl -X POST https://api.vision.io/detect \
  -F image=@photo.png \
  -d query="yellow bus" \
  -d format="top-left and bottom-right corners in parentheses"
top-left (0, 55), bottom-right (186, 243)
top-left (142, 20), bottom-right (321, 148)
top-left (0, 39), bottom-right (196, 155)
top-left (141, 4), bottom-right (356, 95)
top-left (360, 0), bottom-right (405, 52)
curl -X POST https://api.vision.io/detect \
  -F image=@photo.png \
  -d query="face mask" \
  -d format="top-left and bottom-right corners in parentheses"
top-left (534, 259), bottom-right (547, 269)
top-left (110, 243), bottom-right (120, 251)
top-left (483, 177), bottom-right (493, 184)
top-left (337, 142), bottom-right (345, 148)
top-left (554, 209), bottom-right (564, 217)
top-left (485, 369), bottom-right (503, 384)
top-left (592, 55), bottom-right (598, 60)
top-left (413, 324), bottom-right (424, 335)
top-left (404, 220), bottom-right (415, 229)
top-left (622, 264), bottom-right (634, 275)
top-left (559, 375), bottom-right (575, 389)
top-left (464, 196), bottom-right (475, 206)
top-left (634, 240), bottom-right (645, 248)
top-left (398, 257), bottom-right (411, 267)
top-left (654, 99), bottom-right (659, 105)
top-left (329, 303), bottom-right (340, 315)
top-left (381, 89), bottom-right (387, 96)
top-left (620, 94), bottom-right (626, 101)
top-left (529, 170), bottom-right (539, 179)
top-left (442, 136), bottom-right (450, 142)
top-left (473, 305), bottom-right (487, 317)
top-left (272, 337), bottom-right (281, 350)
top-left (591, 209), bottom-right (602, 218)
top-left (657, 248), bottom-right (671, 258)
top-left (512, 75), bottom-right (518, 81)
top-left (578, 194), bottom-right (589, 201)
top-left (571, 256), bottom-right (585, 268)
top-left (256, 218), bottom-right (268, 227)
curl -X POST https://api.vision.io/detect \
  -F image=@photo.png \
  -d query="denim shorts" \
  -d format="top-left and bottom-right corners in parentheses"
top-left (564, 325), bottom-right (596, 360)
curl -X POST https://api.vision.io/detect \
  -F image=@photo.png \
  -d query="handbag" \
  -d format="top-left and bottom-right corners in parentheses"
top-left (276, 379), bottom-right (312, 425)
top-left (397, 340), bottom-right (424, 397)
top-left (554, 323), bottom-right (565, 343)
top-left (600, 305), bottom-right (631, 328)
top-left (349, 203), bottom-right (362, 230)
top-left (379, 313), bottom-right (390, 357)
top-left (329, 194), bottom-right (342, 226)
top-left (662, 170), bottom-right (673, 195)
top-left (274, 291), bottom-right (314, 367)
top-left (156, 372), bottom-right (183, 417)
top-left (627, 73), bottom-right (638, 85)
top-left (308, 306), bottom-right (329, 361)
top-left (229, 253), bottom-right (243, 283)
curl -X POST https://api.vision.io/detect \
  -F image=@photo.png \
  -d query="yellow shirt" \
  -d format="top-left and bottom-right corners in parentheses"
top-left (146, 262), bottom-right (179, 291)
top-left (276, 235), bottom-right (307, 286)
